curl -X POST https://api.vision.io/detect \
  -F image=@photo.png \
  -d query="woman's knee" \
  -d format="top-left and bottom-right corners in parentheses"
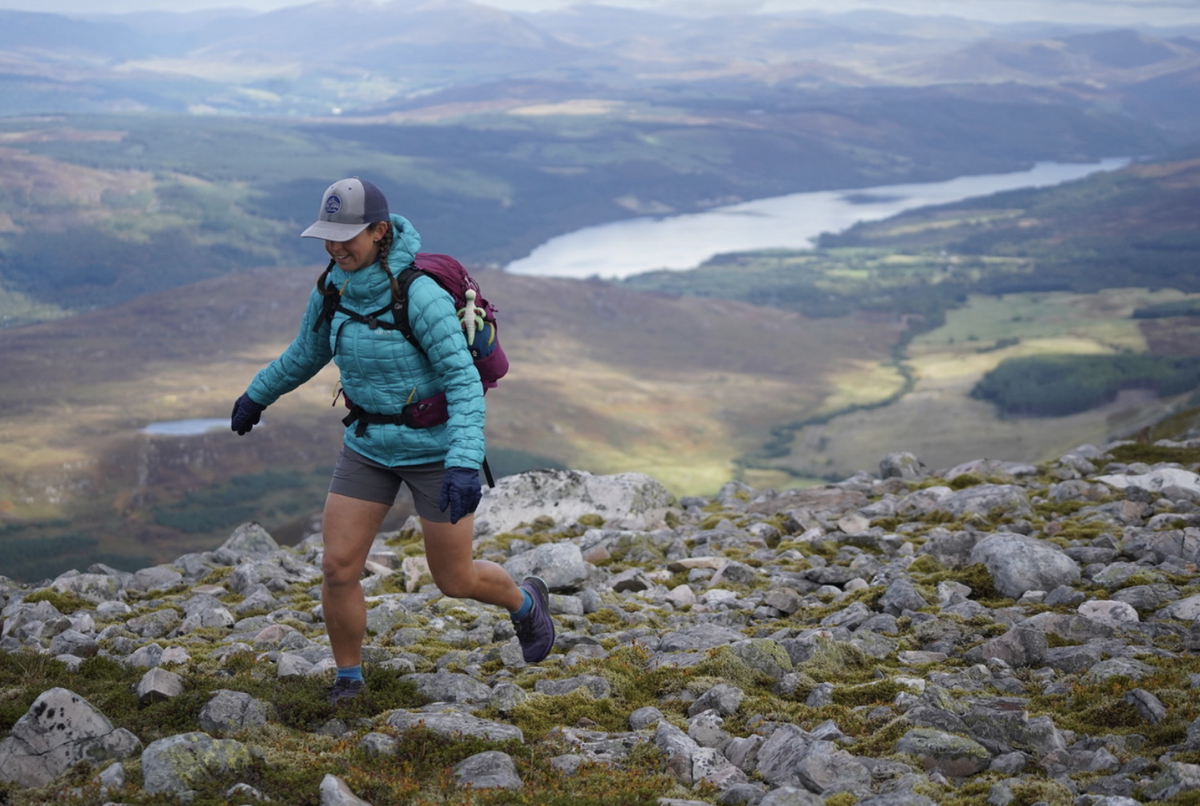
top-left (321, 551), bottom-right (364, 587)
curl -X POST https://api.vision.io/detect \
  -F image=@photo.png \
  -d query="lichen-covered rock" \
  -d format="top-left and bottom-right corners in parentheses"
top-left (475, 469), bottom-right (672, 534)
top-left (880, 452), bottom-right (925, 480)
top-left (453, 750), bottom-right (523, 790)
top-left (969, 533), bottom-right (1080, 599)
top-left (384, 711), bottom-right (524, 742)
top-left (0, 688), bottom-right (141, 788)
top-left (503, 542), bottom-right (591, 592)
top-left (895, 727), bottom-right (991, 777)
top-left (320, 774), bottom-right (372, 805)
top-left (197, 689), bottom-right (272, 733)
top-left (140, 732), bottom-right (252, 796)
top-left (219, 521), bottom-right (282, 559)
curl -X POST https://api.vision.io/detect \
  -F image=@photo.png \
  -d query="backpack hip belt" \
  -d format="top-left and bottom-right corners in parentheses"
top-left (342, 394), bottom-right (449, 437)
top-left (341, 396), bottom-right (496, 488)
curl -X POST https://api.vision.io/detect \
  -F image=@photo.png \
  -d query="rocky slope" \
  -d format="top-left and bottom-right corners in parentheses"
top-left (4, 441), bottom-right (1200, 806)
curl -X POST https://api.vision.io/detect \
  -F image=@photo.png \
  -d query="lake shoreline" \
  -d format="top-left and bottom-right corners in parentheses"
top-left (504, 158), bottom-right (1131, 280)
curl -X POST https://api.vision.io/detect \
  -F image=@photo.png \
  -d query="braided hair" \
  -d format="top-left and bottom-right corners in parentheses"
top-left (376, 223), bottom-right (401, 300)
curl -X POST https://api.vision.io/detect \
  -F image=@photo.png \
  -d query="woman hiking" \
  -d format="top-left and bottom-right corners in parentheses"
top-left (230, 177), bottom-right (555, 703)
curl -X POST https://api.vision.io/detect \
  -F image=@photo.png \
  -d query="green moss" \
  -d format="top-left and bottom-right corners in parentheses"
top-left (504, 688), bottom-right (630, 738)
top-left (1148, 793), bottom-right (1200, 806)
top-left (374, 573), bottom-right (411, 595)
top-left (845, 716), bottom-right (909, 757)
top-left (1033, 498), bottom-right (1092, 519)
top-left (594, 644), bottom-right (690, 708)
top-left (910, 563), bottom-right (1006, 604)
top-left (831, 679), bottom-right (906, 707)
top-left (803, 640), bottom-right (877, 686)
top-left (19, 588), bottom-right (90, 614)
top-left (825, 792), bottom-right (858, 806)
top-left (197, 567), bottom-right (234, 586)
top-left (1003, 777), bottom-right (1076, 806)
top-left (587, 608), bottom-right (624, 626)
top-left (1053, 520), bottom-right (1115, 542)
top-left (577, 513), bottom-right (606, 528)
top-left (949, 473), bottom-right (986, 490)
top-left (528, 515), bottom-right (557, 532)
top-left (1109, 443), bottom-right (1200, 466)
top-left (906, 554), bottom-right (944, 575)
top-left (806, 540), bottom-right (838, 560)
top-left (690, 646), bottom-right (775, 692)
top-left (1121, 570), bottom-right (1167, 589)
top-left (258, 668), bottom-right (423, 731)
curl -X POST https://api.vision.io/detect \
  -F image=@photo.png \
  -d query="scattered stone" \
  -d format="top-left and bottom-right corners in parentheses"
top-left (5, 451), bottom-right (1200, 804)
top-left (453, 750), bottom-right (523, 790)
top-left (136, 668), bottom-right (185, 706)
top-left (969, 533), bottom-right (1080, 599)
top-left (475, 469), bottom-right (671, 535)
top-left (0, 688), bottom-right (141, 788)
top-left (895, 727), bottom-right (991, 777)
top-left (197, 689), bottom-right (272, 733)
top-left (319, 774), bottom-right (372, 806)
top-left (1122, 688), bottom-right (1168, 724)
top-left (141, 732), bottom-right (252, 796)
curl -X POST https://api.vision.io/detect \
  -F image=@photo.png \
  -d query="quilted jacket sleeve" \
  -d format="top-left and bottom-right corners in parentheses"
top-left (246, 288), bottom-right (335, 406)
top-left (406, 275), bottom-right (486, 470)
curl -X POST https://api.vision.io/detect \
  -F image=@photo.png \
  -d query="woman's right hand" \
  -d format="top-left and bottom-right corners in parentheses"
top-left (231, 393), bottom-right (266, 435)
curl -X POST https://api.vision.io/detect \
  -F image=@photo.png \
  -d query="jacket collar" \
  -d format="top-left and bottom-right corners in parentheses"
top-left (328, 214), bottom-right (422, 305)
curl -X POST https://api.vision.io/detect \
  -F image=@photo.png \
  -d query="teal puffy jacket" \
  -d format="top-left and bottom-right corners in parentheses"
top-left (247, 214), bottom-right (485, 470)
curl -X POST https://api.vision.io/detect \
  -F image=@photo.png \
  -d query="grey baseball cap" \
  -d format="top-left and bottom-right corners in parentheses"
top-left (300, 177), bottom-right (390, 240)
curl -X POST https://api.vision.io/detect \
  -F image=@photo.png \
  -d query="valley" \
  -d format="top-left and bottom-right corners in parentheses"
top-left (0, 3), bottom-right (1197, 580)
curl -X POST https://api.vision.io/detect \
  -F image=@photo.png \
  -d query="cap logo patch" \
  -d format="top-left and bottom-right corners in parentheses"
top-left (324, 194), bottom-right (343, 215)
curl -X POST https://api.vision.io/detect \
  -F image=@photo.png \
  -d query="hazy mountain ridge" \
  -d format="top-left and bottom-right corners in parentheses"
top-left (0, 2), bottom-right (1197, 118)
top-left (900, 29), bottom-right (1200, 87)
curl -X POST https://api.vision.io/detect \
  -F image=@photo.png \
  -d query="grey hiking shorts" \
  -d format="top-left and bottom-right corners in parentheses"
top-left (329, 446), bottom-right (450, 522)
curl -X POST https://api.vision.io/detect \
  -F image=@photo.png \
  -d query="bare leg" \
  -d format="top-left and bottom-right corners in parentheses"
top-left (422, 514), bottom-right (524, 611)
top-left (321, 492), bottom-right (391, 668)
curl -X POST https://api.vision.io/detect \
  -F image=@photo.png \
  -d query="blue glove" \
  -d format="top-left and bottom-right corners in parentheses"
top-left (230, 393), bottom-right (266, 435)
top-left (438, 467), bottom-right (482, 525)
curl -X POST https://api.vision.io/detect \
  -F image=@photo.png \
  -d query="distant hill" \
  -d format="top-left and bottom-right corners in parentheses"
top-left (0, 88), bottom-right (1169, 317)
top-left (620, 155), bottom-right (1200, 482)
top-left (0, 264), bottom-right (891, 575)
top-left (818, 156), bottom-right (1200, 296)
top-left (898, 28), bottom-right (1200, 84)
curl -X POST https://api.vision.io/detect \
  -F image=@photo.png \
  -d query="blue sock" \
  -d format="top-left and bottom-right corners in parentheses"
top-left (511, 589), bottom-right (533, 620)
top-left (336, 664), bottom-right (363, 682)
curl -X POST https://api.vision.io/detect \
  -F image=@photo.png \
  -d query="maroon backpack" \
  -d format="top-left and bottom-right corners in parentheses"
top-left (395, 253), bottom-right (509, 390)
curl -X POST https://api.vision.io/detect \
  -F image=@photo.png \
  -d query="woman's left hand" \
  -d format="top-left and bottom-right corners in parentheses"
top-left (439, 467), bottom-right (482, 524)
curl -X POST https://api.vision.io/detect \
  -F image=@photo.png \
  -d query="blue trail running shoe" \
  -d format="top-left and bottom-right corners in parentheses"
top-left (512, 576), bottom-right (555, 663)
top-left (327, 677), bottom-right (365, 705)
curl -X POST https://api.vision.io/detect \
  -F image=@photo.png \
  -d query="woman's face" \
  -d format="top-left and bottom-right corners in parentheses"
top-left (325, 222), bottom-right (388, 272)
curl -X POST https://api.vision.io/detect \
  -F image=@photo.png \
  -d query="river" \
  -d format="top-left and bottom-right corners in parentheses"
top-left (504, 158), bottom-right (1130, 280)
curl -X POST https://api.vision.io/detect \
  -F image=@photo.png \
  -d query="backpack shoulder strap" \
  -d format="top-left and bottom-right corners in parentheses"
top-left (393, 264), bottom-right (426, 355)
